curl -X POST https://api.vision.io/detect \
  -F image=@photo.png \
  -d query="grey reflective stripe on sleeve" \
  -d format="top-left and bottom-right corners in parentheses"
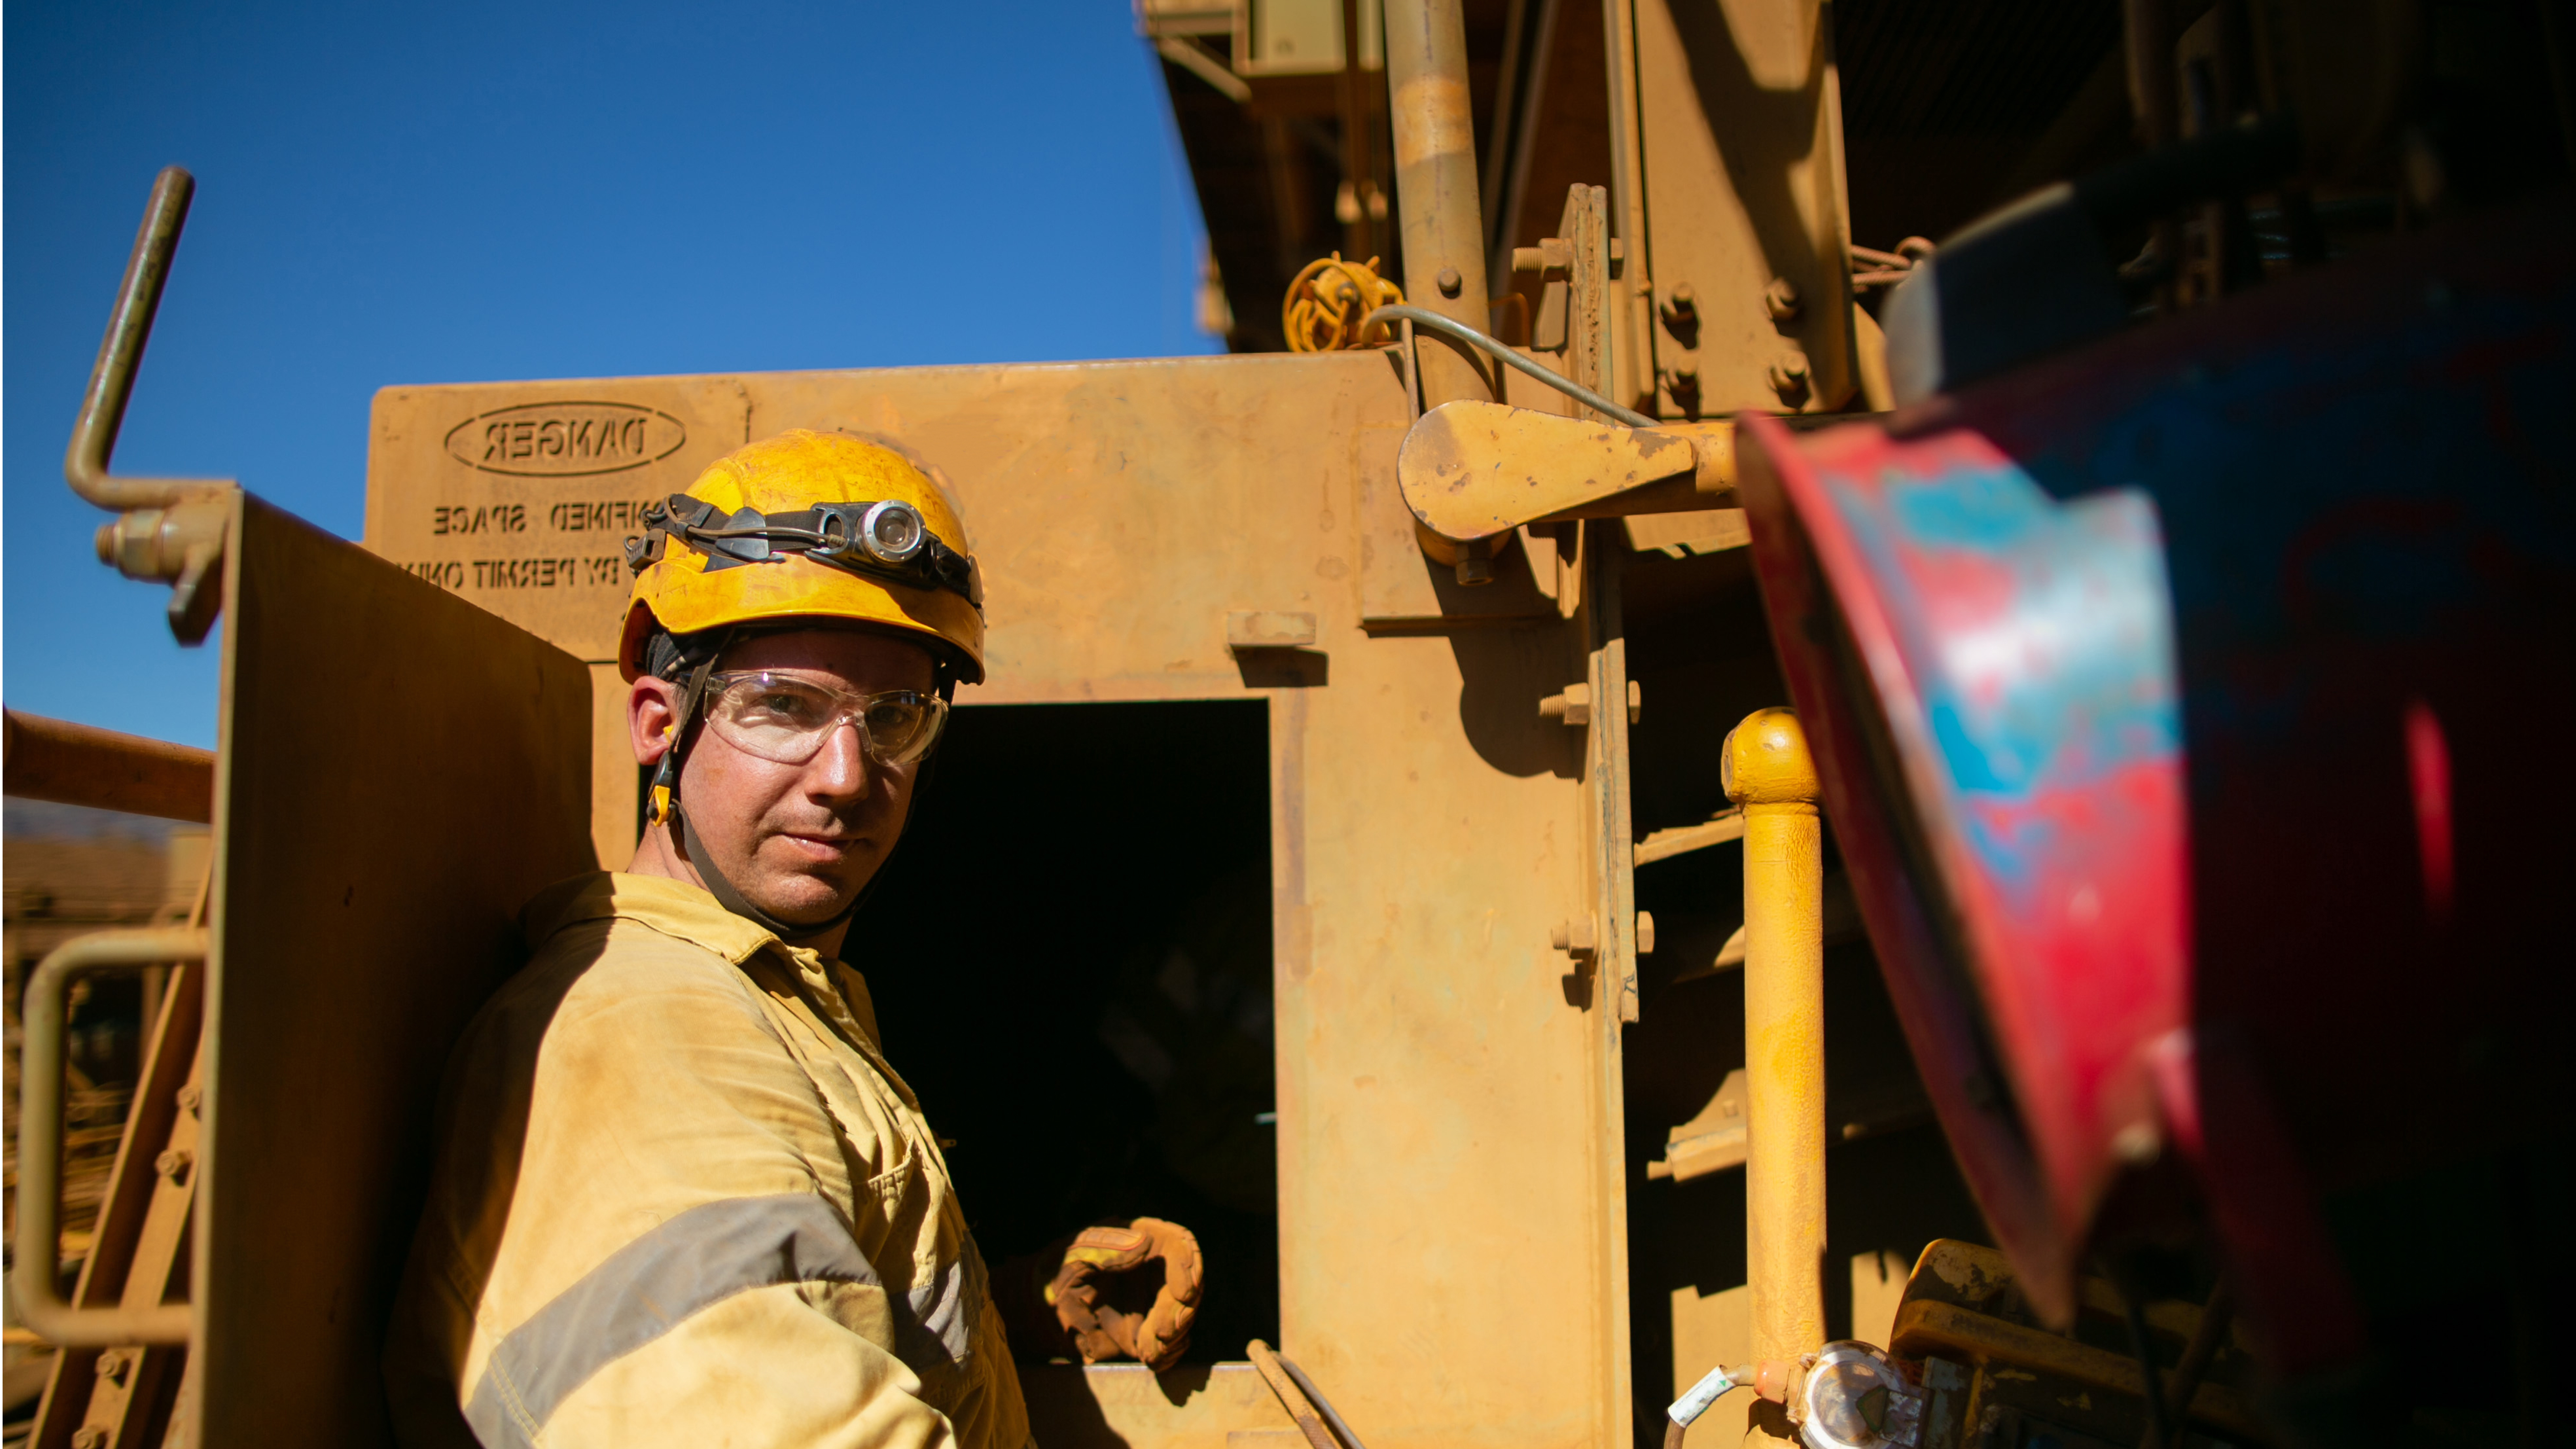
top-left (464, 1193), bottom-right (877, 1448)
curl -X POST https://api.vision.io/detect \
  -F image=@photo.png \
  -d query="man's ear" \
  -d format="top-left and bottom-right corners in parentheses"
top-left (629, 675), bottom-right (681, 766)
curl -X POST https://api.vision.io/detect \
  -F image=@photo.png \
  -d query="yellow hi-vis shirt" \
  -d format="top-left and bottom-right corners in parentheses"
top-left (384, 871), bottom-right (1032, 1449)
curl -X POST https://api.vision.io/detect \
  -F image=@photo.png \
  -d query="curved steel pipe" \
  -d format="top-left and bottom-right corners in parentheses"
top-left (14, 927), bottom-right (208, 1347)
top-left (1360, 305), bottom-right (1658, 427)
top-left (65, 166), bottom-right (232, 511)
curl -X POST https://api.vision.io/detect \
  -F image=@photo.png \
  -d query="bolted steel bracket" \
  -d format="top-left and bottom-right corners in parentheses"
top-left (1540, 679), bottom-right (1641, 726)
top-left (95, 494), bottom-right (233, 645)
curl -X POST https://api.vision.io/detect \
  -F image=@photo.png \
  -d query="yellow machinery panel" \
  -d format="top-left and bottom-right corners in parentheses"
top-left (195, 494), bottom-right (595, 1442)
top-left (362, 351), bottom-right (1636, 1449)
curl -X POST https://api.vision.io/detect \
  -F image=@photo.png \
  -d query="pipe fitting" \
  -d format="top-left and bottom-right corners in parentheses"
top-left (1722, 707), bottom-right (1819, 810)
top-left (93, 493), bottom-right (232, 644)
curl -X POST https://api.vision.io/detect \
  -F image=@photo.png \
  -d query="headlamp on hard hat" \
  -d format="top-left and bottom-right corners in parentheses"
top-left (852, 500), bottom-right (926, 564)
top-left (626, 494), bottom-right (982, 609)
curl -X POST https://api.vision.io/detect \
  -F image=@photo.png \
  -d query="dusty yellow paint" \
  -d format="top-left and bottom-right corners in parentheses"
top-left (366, 352), bottom-right (1629, 1449)
top-left (1723, 708), bottom-right (1825, 1370)
top-left (1395, 401), bottom-right (1736, 543)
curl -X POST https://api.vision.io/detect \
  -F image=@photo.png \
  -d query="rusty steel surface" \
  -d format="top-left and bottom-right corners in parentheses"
top-left (3, 711), bottom-right (215, 824)
top-left (364, 349), bottom-right (1634, 1449)
top-left (191, 493), bottom-right (593, 1444)
top-left (1553, 191), bottom-right (1638, 1449)
top-left (1567, 520), bottom-right (1637, 1449)
top-left (1598, 0), bottom-right (1654, 413)
top-left (1722, 709), bottom-right (1825, 1376)
top-left (1628, 0), bottom-right (1857, 415)
top-left (1397, 401), bottom-right (1733, 542)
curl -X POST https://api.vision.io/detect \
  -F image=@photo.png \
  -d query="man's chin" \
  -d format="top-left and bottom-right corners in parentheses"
top-left (745, 864), bottom-right (875, 927)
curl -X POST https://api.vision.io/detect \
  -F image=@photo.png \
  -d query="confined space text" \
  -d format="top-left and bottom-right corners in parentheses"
top-left (402, 556), bottom-right (624, 591)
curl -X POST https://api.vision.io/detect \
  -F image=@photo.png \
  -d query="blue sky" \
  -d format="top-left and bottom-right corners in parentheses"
top-left (5, 1), bottom-right (1220, 748)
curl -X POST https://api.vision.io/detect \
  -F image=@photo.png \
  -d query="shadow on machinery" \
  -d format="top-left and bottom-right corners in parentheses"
top-left (853, 700), bottom-right (1280, 1366)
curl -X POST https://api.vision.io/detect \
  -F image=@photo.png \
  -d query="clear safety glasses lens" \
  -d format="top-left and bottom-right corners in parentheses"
top-left (702, 673), bottom-right (947, 768)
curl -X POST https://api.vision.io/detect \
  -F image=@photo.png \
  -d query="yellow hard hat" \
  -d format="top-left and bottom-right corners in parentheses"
top-left (619, 429), bottom-right (985, 684)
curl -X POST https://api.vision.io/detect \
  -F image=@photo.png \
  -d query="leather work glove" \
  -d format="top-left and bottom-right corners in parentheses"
top-left (1006, 1218), bottom-right (1203, 1371)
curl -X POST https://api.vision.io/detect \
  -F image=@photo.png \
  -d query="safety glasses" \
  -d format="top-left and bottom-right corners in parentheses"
top-left (700, 670), bottom-right (948, 768)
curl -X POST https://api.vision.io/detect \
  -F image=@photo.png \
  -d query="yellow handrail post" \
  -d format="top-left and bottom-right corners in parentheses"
top-left (1724, 708), bottom-right (1826, 1377)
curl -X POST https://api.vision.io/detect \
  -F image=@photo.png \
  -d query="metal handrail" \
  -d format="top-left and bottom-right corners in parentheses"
top-left (13, 927), bottom-right (208, 1347)
top-left (64, 167), bottom-right (233, 512)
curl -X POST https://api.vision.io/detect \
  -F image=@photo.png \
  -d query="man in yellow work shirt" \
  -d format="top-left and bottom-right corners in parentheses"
top-left (387, 430), bottom-right (1200, 1448)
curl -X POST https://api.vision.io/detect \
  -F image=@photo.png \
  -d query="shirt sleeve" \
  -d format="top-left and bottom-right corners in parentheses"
top-left (393, 929), bottom-right (956, 1449)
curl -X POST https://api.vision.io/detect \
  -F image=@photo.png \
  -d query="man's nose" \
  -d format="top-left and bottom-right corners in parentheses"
top-left (805, 721), bottom-right (872, 800)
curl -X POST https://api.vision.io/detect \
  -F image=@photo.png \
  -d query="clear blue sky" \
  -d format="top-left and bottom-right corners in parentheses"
top-left (5, 1), bottom-right (1220, 749)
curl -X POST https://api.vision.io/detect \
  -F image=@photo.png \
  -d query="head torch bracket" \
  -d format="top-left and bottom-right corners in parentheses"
top-left (624, 495), bottom-right (982, 609)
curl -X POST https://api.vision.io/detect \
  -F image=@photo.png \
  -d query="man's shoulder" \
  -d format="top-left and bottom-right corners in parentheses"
top-left (521, 910), bottom-right (764, 1020)
top-left (455, 880), bottom-right (776, 1071)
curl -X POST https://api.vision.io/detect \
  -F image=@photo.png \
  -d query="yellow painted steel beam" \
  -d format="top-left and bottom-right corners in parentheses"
top-left (1383, 0), bottom-right (1491, 413)
top-left (1724, 708), bottom-right (1826, 1366)
top-left (1396, 401), bottom-right (1735, 543)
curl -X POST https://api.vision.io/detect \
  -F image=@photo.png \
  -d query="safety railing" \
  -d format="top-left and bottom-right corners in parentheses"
top-left (14, 927), bottom-right (208, 1346)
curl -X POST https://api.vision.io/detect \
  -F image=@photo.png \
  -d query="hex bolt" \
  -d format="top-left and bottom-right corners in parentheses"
top-left (1436, 265), bottom-right (1464, 298)
top-left (176, 1083), bottom-right (202, 1115)
top-left (1662, 283), bottom-right (1699, 341)
top-left (1636, 911), bottom-right (1657, 954)
top-left (1511, 238), bottom-right (1574, 276)
top-left (1551, 915), bottom-right (1599, 957)
top-left (1539, 683), bottom-right (1595, 725)
top-left (1454, 554), bottom-right (1492, 585)
top-left (1764, 276), bottom-right (1802, 321)
top-left (156, 1147), bottom-right (194, 1183)
top-left (74, 1428), bottom-right (109, 1449)
top-left (1768, 350), bottom-right (1812, 395)
top-left (97, 1350), bottom-right (132, 1386)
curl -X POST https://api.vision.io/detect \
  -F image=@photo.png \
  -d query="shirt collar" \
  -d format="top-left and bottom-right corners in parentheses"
top-left (523, 871), bottom-right (780, 964)
top-left (522, 871), bottom-right (882, 1050)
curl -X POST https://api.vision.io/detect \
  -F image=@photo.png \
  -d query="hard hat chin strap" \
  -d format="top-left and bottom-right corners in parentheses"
top-left (651, 645), bottom-right (862, 951)
top-left (674, 804), bottom-right (861, 950)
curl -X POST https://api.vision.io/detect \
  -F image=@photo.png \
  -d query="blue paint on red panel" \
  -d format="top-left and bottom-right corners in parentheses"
top-left (1741, 191), bottom-right (2576, 1378)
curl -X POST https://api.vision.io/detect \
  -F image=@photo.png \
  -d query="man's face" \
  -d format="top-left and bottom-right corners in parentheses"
top-left (631, 628), bottom-right (937, 925)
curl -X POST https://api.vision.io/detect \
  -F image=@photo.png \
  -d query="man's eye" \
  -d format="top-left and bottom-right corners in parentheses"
top-left (737, 686), bottom-right (828, 725)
